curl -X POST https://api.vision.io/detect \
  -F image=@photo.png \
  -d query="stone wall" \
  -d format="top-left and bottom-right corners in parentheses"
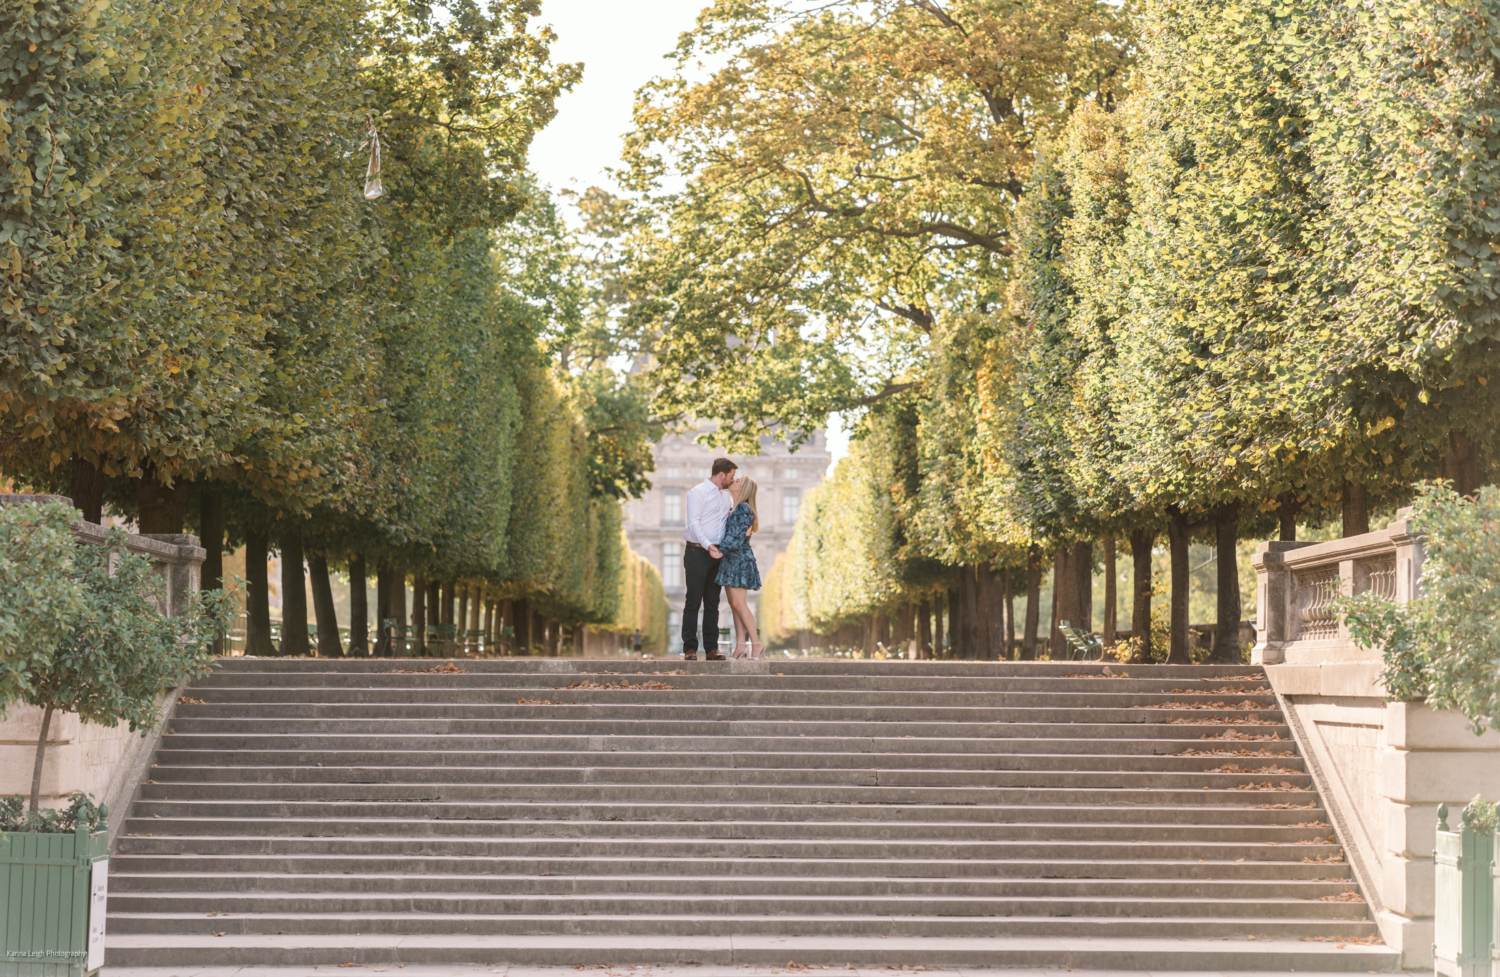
top-left (0, 495), bottom-right (203, 845)
top-left (1252, 512), bottom-right (1500, 968)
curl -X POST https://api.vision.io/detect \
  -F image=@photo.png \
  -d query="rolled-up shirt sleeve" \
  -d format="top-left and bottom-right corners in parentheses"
top-left (685, 481), bottom-right (716, 548)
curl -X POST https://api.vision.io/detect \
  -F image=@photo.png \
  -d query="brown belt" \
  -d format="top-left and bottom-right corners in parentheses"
top-left (686, 541), bottom-right (705, 549)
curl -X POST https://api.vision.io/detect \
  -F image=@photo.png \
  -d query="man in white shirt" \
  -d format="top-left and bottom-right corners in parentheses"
top-left (681, 458), bottom-right (738, 660)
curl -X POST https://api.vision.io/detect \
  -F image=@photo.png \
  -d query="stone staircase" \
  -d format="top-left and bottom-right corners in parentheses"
top-left (106, 658), bottom-right (1400, 970)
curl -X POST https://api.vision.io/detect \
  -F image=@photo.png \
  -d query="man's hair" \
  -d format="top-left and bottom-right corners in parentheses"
top-left (711, 458), bottom-right (738, 476)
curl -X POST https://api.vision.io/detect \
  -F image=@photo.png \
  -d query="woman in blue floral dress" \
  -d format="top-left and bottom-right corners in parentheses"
top-left (715, 477), bottom-right (763, 659)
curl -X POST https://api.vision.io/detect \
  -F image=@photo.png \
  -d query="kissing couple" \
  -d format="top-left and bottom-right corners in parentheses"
top-left (680, 458), bottom-right (763, 660)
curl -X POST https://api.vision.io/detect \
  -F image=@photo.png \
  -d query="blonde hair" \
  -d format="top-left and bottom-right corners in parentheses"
top-left (734, 477), bottom-right (759, 533)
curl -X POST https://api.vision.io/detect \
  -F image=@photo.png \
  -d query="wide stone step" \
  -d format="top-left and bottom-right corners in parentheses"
top-left (102, 932), bottom-right (1399, 970)
top-left (204, 659), bottom-right (1268, 677)
top-left (108, 872), bottom-right (1357, 898)
top-left (176, 688), bottom-right (1277, 707)
top-left (113, 815), bottom-right (1335, 840)
top-left (132, 781), bottom-right (1320, 807)
top-left (105, 909), bottom-right (1376, 939)
top-left (154, 733), bottom-right (1295, 755)
top-left (106, 837), bottom-right (1347, 866)
top-left (149, 748), bottom-right (1301, 772)
top-left (161, 719), bottom-right (1291, 739)
top-left (104, 890), bottom-right (1368, 920)
top-left (141, 764), bottom-right (1312, 789)
top-left (109, 659), bottom-right (1386, 972)
top-left (165, 704), bottom-right (1284, 725)
top-left (122, 798), bottom-right (1326, 823)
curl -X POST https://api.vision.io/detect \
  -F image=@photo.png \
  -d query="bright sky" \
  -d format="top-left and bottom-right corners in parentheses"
top-left (527, 0), bottom-right (704, 195)
top-left (526, 0), bottom-right (851, 472)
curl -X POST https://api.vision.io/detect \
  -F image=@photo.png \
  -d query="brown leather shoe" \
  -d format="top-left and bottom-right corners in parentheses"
top-left (682, 653), bottom-right (698, 661)
top-left (704, 651), bottom-right (728, 661)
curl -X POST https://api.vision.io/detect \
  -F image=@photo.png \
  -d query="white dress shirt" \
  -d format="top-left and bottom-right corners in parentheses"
top-left (685, 478), bottom-right (732, 548)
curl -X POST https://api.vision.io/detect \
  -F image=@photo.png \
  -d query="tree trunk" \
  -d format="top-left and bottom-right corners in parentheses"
top-left (917, 599), bottom-right (933, 660)
top-left (983, 564), bottom-right (1005, 661)
top-left (468, 591), bottom-right (482, 655)
top-left (1050, 549), bottom-right (1071, 657)
top-left (410, 574), bottom-right (426, 656)
top-left (441, 580), bottom-right (455, 625)
top-left (245, 529), bottom-right (276, 656)
top-left (1212, 506), bottom-right (1243, 663)
top-left (136, 468), bottom-right (188, 534)
top-left (961, 567), bottom-right (981, 659)
top-left (1129, 528), bottom-right (1154, 662)
top-left (1276, 491), bottom-right (1301, 542)
top-left (501, 599), bottom-right (514, 654)
top-left (546, 617), bottom-right (560, 656)
top-left (69, 458), bottom-right (104, 524)
top-left (1102, 539), bottom-right (1117, 647)
top-left (199, 490), bottom-right (224, 654)
top-left (348, 555), bottom-right (369, 657)
top-left (874, 611), bottom-right (890, 654)
top-left (515, 598), bottom-right (532, 655)
top-left (571, 624), bottom-right (584, 655)
top-left (309, 552), bottom-right (343, 658)
top-left (1167, 509), bottom-right (1192, 664)
top-left (29, 704), bottom-right (55, 813)
top-left (969, 566), bottom-right (988, 660)
top-left (427, 580), bottom-right (441, 652)
top-left (938, 591), bottom-right (951, 658)
top-left (374, 563), bottom-right (392, 657)
top-left (1002, 564), bottom-right (1014, 657)
top-left (457, 586), bottom-right (470, 649)
top-left (389, 568), bottom-right (406, 654)
top-left (279, 529), bottom-right (309, 657)
top-left (1022, 544), bottom-right (1042, 660)
top-left (483, 600), bottom-right (494, 653)
top-left (1073, 540), bottom-right (1094, 634)
top-left (1342, 480), bottom-right (1369, 537)
top-left (1443, 429), bottom-right (1481, 496)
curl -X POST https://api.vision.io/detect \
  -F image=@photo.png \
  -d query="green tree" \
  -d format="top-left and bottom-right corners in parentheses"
top-left (20, 528), bottom-right (235, 811)
top-left (0, 501), bottom-right (84, 706)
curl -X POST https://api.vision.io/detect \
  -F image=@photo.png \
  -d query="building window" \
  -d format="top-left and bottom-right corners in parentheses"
top-left (662, 542), bottom-right (683, 589)
top-left (700, 468), bottom-right (711, 479)
top-left (662, 487), bottom-right (682, 525)
top-left (783, 468), bottom-right (799, 480)
top-left (665, 466), bottom-right (680, 478)
top-left (782, 488), bottom-right (801, 525)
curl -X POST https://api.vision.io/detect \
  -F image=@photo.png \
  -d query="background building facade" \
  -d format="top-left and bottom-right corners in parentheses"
top-left (623, 427), bottom-right (829, 646)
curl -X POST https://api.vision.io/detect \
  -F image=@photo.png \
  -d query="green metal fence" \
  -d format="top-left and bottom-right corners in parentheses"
top-left (1435, 802), bottom-right (1496, 977)
top-left (1, 825), bottom-right (109, 977)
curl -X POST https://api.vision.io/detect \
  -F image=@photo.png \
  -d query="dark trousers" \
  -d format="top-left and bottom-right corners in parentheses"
top-left (681, 545), bottom-right (722, 653)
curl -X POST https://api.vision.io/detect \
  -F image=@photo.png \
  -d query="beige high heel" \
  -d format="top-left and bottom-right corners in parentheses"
top-left (730, 643), bottom-right (749, 660)
top-left (749, 642), bottom-right (765, 660)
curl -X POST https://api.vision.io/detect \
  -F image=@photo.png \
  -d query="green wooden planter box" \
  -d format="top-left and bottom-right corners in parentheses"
top-left (1, 825), bottom-right (109, 977)
top-left (1434, 803), bottom-right (1495, 977)
top-left (1493, 827), bottom-right (1500, 972)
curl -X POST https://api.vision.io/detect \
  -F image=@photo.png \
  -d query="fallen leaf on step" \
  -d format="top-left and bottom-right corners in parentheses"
top-left (214, 932), bottom-right (226, 937)
top-left (178, 696), bottom-right (205, 704)
top-left (338, 964), bottom-right (361, 969)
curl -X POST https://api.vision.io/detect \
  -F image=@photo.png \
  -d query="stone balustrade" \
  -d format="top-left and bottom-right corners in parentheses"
top-left (0, 494), bottom-right (205, 845)
top-left (1253, 511), bottom-right (1500, 968)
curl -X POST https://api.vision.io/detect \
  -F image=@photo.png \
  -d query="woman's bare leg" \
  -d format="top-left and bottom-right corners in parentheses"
top-left (726, 587), bottom-right (749, 654)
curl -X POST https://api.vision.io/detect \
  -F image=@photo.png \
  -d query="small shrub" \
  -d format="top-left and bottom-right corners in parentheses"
top-left (0, 791), bottom-right (106, 834)
top-left (1337, 482), bottom-right (1500, 734)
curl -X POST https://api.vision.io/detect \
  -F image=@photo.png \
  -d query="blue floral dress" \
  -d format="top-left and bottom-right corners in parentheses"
top-left (715, 502), bottom-right (762, 590)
